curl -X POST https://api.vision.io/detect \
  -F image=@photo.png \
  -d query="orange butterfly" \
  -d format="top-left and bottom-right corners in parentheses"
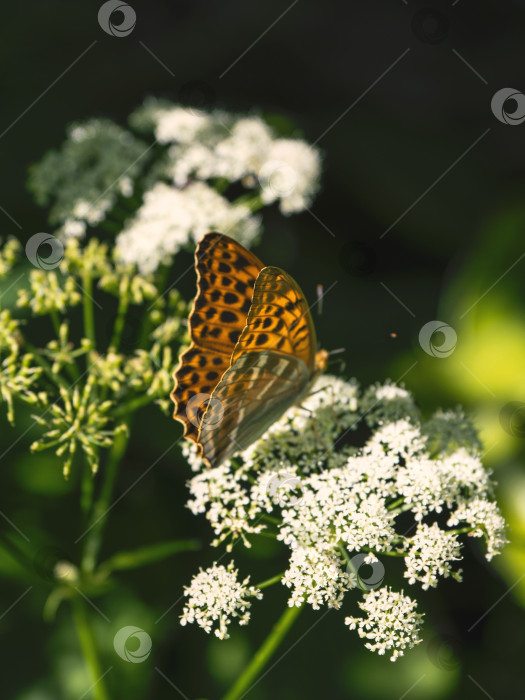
top-left (171, 232), bottom-right (328, 467)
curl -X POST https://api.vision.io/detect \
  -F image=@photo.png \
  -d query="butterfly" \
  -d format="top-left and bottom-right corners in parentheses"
top-left (171, 232), bottom-right (328, 468)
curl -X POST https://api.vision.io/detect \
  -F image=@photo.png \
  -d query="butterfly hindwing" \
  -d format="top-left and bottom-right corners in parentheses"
top-left (198, 350), bottom-right (310, 467)
top-left (171, 233), bottom-right (263, 442)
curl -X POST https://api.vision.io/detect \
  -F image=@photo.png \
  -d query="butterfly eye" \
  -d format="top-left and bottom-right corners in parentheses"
top-left (186, 393), bottom-right (225, 431)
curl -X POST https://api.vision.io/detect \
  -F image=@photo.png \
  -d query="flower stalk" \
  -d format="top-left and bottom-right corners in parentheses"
top-left (221, 603), bottom-right (303, 700)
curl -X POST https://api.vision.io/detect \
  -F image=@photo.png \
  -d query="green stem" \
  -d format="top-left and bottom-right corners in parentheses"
top-left (221, 604), bottom-right (303, 700)
top-left (82, 270), bottom-right (96, 348)
top-left (50, 310), bottom-right (62, 337)
top-left (112, 394), bottom-right (156, 418)
top-left (253, 573), bottom-right (283, 590)
top-left (81, 455), bottom-right (95, 517)
top-left (71, 595), bottom-right (110, 700)
top-left (109, 277), bottom-right (130, 351)
top-left (0, 532), bottom-right (35, 573)
top-left (81, 426), bottom-right (130, 574)
top-left (23, 342), bottom-right (72, 392)
top-left (387, 497), bottom-right (405, 511)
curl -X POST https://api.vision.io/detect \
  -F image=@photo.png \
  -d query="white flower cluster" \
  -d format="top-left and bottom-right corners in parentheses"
top-left (180, 561), bottom-right (262, 639)
top-left (403, 522), bottom-right (463, 589)
top-left (154, 107), bottom-right (321, 213)
top-left (181, 377), bottom-right (507, 659)
top-left (116, 182), bottom-right (260, 274)
top-left (345, 587), bottom-right (424, 661)
top-left (117, 106), bottom-right (321, 273)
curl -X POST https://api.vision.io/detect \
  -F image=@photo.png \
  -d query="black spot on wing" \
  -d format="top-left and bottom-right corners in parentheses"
top-left (220, 310), bottom-right (238, 323)
top-left (224, 292), bottom-right (238, 305)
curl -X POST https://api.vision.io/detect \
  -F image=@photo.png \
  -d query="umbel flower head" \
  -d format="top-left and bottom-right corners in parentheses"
top-left (181, 377), bottom-right (507, 660)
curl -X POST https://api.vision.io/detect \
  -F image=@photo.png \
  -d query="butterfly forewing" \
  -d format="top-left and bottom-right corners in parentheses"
top-left (171, 233), bottom-right (263, 443)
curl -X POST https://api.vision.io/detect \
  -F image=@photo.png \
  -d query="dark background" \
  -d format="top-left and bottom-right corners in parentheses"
top-left (1, 1), bottom-right (525, 698)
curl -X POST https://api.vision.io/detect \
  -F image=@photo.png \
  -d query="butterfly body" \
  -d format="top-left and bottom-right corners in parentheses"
top-left (171, 233), bottom-right (327, 467)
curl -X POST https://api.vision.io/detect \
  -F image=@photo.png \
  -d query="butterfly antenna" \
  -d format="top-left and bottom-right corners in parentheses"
top-left (325, 348), bottom-right (346, 373)
top-left (316, 284), bottom-right (324, 316)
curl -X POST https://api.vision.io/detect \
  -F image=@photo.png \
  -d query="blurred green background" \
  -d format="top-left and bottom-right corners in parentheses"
top-left (1, 0), bottom-right (525, 698)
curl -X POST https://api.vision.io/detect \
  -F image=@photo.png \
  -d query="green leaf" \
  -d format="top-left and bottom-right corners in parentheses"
top-left (99, 539), bottom-right (201, 573)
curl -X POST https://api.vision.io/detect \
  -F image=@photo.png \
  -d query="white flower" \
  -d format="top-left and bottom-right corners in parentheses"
top-left (152, 107), bottom-right (321, 215)
top-left (118, 176), bottom-right (134, 197)
top-left (155, 107), bottom-right (212, 144)
top-left (70, 125), bottom-right (88, 142)
top-left (345, 587), bottom-right (424, 661)
top-left (282, 546), bottom-right (356, 610)
top-left (187, 461), bottom-right (264, 549)
top-left (448, 498), bottom-right (507, 560)
top-left (259, 139), bottom-right (321, 214)
top-left (368, 420), bottom-right (427, 460)
top-left (169, 142), bottom-right (218, 187)
top-left (396, 448), bottom-right (492, 522)
top-left (404, 522), bottom-right (463, 589)
top-left (115, 182), bottom-right (261, 274)
top-left (422, 408), bottom-right (482, 455)
top-left (362, 381), bottom-right (420, 426)
top-left (69, 198), bottom-right (113, 227)
top-left (63, 219), bottom-right (87, 239)
top-left (180, 561), bottom-right (262, 639)
top-left (214, 117), bottom-right (274, 181)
